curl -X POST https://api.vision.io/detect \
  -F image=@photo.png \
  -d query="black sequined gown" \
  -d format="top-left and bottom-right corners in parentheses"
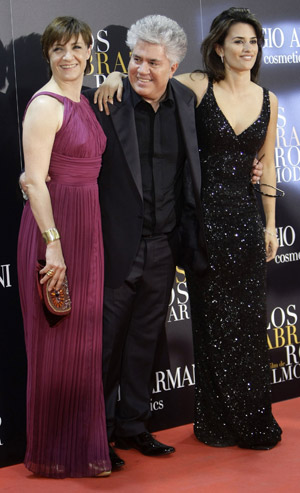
top-left (187, 81), bottom-right (282, 447)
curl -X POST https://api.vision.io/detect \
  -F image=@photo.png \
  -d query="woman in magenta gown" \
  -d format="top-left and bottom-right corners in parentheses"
top-left (17, 17), bottom-right (111, 478)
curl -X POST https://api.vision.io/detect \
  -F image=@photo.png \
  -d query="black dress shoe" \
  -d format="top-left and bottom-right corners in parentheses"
top-left (109, 445), bottom-right (125, 469)
top-left (115, 432), bottom-right (175, 456)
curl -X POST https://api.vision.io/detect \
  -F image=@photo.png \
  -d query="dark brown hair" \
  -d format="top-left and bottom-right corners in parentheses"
top-left (41, 16), bottom-right (92, 75)
top-left (201, 7), bottom-right (264, 83)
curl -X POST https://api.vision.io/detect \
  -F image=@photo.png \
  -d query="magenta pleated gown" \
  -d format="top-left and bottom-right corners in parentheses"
top-left (17, 92), bottom-right (111, 478)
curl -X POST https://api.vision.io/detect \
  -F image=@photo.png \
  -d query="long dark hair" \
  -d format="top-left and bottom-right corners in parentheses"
top-left (201, 7), bottom-right (264, 83)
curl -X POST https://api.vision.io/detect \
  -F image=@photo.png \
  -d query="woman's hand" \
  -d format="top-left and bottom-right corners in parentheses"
top-left (265, 229), bottom-right (278, 262)
top-left (39, 240), bottom-right (66, 291)
top-left (93, 72), bottom-right (126, 115)
top-left (251, 157), bottom-right (263, 184)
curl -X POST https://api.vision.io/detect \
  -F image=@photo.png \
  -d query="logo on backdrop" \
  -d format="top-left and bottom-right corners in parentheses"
top-left (268, 304), bottom-right (300, 384)
top-left (150, 364), bottom-right (195, 412)
top-left (276, 102), bottom-right (300, 183)
top-left (167, 267), bottom-right (190, 323)
top-left (275, 225), bottom-right (300, 264)
top-left (87, 25), bottom-right (130, 87)
top-left (0, 264), bottom-right (11, 288)
top-left (263, 24), bottom-right (300, 65)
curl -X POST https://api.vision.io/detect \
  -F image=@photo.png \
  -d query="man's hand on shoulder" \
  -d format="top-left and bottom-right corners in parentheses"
top-left (19, 172), bottom-right (28, 200)
top-left (93, 72), bottom-right (126, 115)
top-left (19, 172), bottom-right (51, 200)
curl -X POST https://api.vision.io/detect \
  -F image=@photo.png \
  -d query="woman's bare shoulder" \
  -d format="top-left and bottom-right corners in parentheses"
top-left (25, 92), bottom-right (62, 118)
top-left (254, 84), bottom-right (278, 112)
top-left (268, 90), bottom-right (278, 105)
top-left (23, 92), bottom-right (63, 135)
top-left (175, 72), bottom-right (209, 105)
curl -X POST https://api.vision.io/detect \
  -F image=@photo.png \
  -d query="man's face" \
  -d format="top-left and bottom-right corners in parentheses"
top-left (128, 40), bottom-right (178, 106)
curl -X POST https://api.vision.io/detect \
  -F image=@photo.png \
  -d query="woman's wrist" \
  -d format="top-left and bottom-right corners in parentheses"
top-left (264, 227), bottom-right (277, 238)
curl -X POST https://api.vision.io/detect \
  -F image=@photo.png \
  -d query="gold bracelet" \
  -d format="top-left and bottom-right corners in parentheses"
top-left (42, 227), bottom-right (60, 244)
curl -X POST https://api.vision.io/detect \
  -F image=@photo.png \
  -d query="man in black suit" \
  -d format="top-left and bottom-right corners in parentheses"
top-left (86, 15), bottom-right (207, 468)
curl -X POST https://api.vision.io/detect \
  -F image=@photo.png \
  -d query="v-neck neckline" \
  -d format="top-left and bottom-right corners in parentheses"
top-left (211, 83), bottom-right (265, 138)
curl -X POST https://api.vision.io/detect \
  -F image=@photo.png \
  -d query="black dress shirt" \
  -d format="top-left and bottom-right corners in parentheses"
top-left (131, 83), bottom-right (186, 236)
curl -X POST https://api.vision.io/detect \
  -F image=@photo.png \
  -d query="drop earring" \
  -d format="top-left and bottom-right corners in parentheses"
top-left (220, 55), bottom-right (224, 64)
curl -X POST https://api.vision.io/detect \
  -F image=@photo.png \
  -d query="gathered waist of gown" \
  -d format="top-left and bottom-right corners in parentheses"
top-left (49, 151), bottom-right (102, 185)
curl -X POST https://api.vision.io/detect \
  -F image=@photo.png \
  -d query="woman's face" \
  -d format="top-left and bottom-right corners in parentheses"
top-left (48, 34), bottom-right (91, 82)
top-left (217, 22), bottom-right (258, 73)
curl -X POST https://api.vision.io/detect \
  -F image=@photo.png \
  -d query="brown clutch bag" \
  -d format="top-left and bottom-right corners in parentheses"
top-left (36, 259), bottom-right (72, 327)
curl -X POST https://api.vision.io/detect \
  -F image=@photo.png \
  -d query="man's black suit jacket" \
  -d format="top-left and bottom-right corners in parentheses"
top-left (85, 78), bottom-right (207, 289)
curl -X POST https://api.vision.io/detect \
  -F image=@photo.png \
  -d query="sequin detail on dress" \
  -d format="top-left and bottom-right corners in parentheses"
top-left (187, 81), bottom-right (282, 447)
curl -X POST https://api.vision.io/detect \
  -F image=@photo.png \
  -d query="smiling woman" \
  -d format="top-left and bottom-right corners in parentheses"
top-left (215, 23), bottom-right (259, 75)
top-left (45, 36), bottom-right (91, 90)
top-left (175, 7), bottom-right (283, 450)
top-left (41, 16), bottom-right (92, 77)
top-left (17, 16), bottom-right (111, 478)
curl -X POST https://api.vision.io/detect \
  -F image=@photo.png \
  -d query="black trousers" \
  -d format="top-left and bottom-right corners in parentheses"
top-left (102, 235), bottom-right (176, 440)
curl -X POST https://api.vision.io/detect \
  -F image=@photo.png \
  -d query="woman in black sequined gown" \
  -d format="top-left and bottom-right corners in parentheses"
top-left (177, 8), bottom-right (282, 449)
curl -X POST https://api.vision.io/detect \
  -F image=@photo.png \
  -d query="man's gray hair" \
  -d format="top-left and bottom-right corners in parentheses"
top-left (126, 15), bottom-right (187, 65)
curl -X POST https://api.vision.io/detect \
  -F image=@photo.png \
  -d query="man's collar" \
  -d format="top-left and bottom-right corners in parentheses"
top-left (130, 81), bottom-right (174, 109)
